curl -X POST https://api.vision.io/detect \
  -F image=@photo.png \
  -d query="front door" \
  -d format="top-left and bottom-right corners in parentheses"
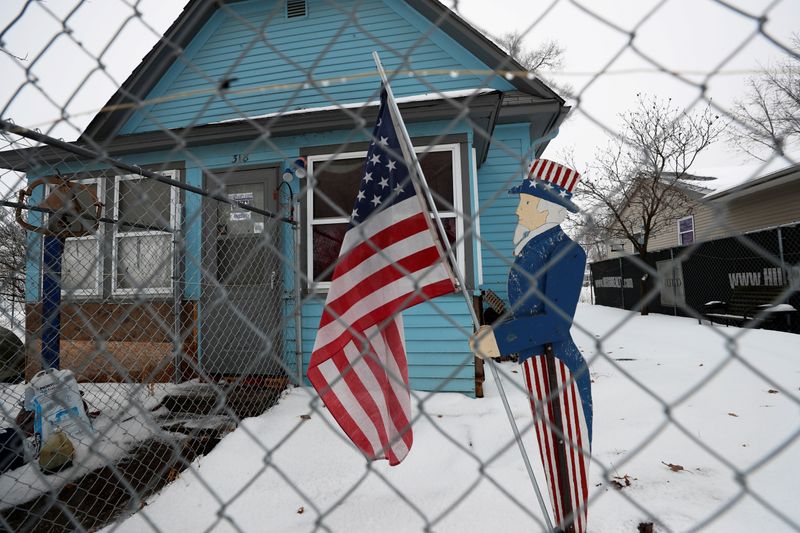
top-left (200, 167), bottom-right (284, 376)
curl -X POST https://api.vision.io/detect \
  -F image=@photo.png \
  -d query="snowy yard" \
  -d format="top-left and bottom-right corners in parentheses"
top-left (104, 304), bottom-right (799, 532)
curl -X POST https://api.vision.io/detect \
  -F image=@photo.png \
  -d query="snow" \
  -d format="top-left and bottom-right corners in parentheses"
top-left (209, 89), bottom-right (498, 125)
top-left (99, 304), bottom-right (800, 532)
top-left (758, 304), bottom-right (796, 313)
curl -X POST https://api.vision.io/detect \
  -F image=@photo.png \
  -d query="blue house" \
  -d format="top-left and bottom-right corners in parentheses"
top-left (1, 0), bottom-right (567, 395)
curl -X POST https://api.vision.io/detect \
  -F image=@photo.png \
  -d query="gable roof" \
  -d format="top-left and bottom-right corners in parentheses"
top-left (82, 0), bottom-right (563, 142)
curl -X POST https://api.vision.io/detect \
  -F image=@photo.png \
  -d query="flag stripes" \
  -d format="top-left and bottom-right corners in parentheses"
top-left (522, 356), bottom-right (590, 532)
top-left (309, 88), bottom-right (455, 466)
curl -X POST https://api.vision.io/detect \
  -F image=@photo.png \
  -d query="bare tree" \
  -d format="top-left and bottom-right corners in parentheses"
top-left (496, 31), bottom-right (564, 72)
top-left (0, 208), bottom-right (26, 311)
top-left (578, 95), bottom-right (723, 314)
top-left (729, 35), bottom-right (800, 160)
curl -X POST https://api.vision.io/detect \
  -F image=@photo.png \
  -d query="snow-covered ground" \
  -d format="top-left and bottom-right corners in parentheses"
top-left (97, 304), bottom-right (798, 532)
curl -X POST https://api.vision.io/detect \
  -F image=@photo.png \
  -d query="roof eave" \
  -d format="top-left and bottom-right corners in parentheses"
top-left (1, 92), bottom-right (504, 172)
top-left (705, 163), bottom-right (800, 202)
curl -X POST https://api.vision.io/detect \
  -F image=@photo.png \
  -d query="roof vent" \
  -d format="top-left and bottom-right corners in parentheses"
top-left (287, 0), bottom-right (307, 19)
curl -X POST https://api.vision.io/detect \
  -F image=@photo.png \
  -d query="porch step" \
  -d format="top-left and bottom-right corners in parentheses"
top-left (160, 382), bottom-right (286, 419)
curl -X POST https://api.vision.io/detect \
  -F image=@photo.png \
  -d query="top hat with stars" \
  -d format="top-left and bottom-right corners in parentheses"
top-left (508, 159), bottom-right (581, 213)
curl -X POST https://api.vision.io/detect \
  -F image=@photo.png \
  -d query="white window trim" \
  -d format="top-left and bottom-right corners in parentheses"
top-left (111, 171), bottom-right (179, 296)
top-left (471, 147), bottom-right (482, 288)
top-left (678, 215), bottom-right (695, 246)
top-left (306, 144), bottom-right (465, 290)
top-left (42, 177), bottom-right (105, 298)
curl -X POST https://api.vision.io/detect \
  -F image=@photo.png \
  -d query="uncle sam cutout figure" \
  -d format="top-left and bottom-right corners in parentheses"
top-left (470, 160), bottom-right (591, 533)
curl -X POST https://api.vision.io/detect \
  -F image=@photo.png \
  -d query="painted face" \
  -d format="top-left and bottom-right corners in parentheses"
top-left (515, 193), bottom-right (549, 231)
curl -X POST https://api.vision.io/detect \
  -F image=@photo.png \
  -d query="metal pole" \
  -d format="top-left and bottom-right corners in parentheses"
top-left (0, 119), bottom-right (294, 225)
top-left (172, 201), bottom-right (183, 384)
top-left (294, 197), bottom-right (303, 386)
top-left (619, 256), bottom-right (625, 310)
top-left (373, 51), bottom-right (554, 532)
top-left (670, 248), bottom-right (677, 316)
top-left (41, 236), bottom-right (63, 370)
top-left (777, 226), bottom-right (785, 278)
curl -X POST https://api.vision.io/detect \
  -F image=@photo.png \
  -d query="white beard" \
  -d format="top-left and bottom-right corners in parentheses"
top-left (512, 224), bottom-right (528, 248)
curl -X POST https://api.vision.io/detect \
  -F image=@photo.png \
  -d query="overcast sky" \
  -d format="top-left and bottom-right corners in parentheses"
top-left (1, 0), bottom-right (798, 191)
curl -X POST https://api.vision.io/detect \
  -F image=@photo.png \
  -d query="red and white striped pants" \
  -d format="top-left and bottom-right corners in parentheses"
top-left (522, 356), bottom-right (590, 533)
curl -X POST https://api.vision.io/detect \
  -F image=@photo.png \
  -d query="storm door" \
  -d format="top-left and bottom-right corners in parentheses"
top-left (200, 167), bottom-right (284, 376)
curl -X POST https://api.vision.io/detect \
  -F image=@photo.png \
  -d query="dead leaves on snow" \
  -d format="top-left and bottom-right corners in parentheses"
top-left (661, 461), bottom-right (685, 473)
top-left (610, 474), bottom-right (634, 489)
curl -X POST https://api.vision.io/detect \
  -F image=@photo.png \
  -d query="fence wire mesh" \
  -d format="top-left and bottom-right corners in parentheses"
top-left (0, 0), bottom-right (798, 532)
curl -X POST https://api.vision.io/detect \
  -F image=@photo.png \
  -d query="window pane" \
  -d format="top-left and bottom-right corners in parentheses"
top-left (312, 223), bottom-right (348, 281)
top-left (116, 235), bottom-right (171, 290)
top-left (118, 179), bottom-right (172, 232)
top-left (62, 238), bottom-right (100, 293)
top-left (313, 150), bottom-right (455, 219)
top-left (678, 217), bottom-right (693, 233)
top-left (418, 151), bottom-right (454, 212)
top-left (313, 159), bottom-right (363, 219)
top-left (46, 182), bottom-right (100, 235)
top-left (680, 231), bottom-right (694, 245)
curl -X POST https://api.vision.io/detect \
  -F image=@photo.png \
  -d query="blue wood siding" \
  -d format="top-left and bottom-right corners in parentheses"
top-left (476, 124), bottom-right (532, 302)
top-left (120, 0), bottom-right (514, 134)
top-left (300, 294), bottom-right (475, 395)
top-left (24, 184), bottom-right (44, 303)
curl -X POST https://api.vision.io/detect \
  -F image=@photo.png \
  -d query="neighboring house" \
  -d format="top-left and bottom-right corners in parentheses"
top-left (607, 162), bottom-right (800, 257)
top-left (0, 0), bottom-right (567, 395)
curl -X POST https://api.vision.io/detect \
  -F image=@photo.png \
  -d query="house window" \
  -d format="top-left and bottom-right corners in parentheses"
top-left (45, 178), bottom-right (104, 297)
top-left (112, 172), bottom-right (178, 295)
top-left (306, 144), bottom-right (464, 287)
top-left (678, 215), bottom-right (695, 246)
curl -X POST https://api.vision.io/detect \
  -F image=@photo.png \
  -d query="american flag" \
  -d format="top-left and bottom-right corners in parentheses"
top-left (307, 89), bottom-right (456, 465)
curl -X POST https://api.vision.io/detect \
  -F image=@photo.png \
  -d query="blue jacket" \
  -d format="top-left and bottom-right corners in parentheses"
top-left (493, 225), bottom-right (592, 441)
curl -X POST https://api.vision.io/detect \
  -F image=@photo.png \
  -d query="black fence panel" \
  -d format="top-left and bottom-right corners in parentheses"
top-left (591, 223), bottom-right (800, 323)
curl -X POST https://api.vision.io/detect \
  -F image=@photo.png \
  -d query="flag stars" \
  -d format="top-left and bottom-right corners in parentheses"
top-left (371, 195), bottom-right (382, 206)
top-left (378, 177), bottom-right (389, 189)
top-left (351, 208), bottom-right (359, 219)
top-left (559, 189), bottom-right (568, 198)
top-left (356, 189), bottom-right (366, 201)
top-left (363, 171), bottom-right (373, 183)
top-left (386, 160), bottom-right (397, 171)
top-left (378, 136), bottom-right (389, 147)
top-left (369, 154), bottom-right (381, 166)
top-left (394, 184), bottom-right (404, 194)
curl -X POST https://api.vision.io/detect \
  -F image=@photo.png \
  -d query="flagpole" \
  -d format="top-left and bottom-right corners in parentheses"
top-left (372, 51), bottom-right (554, 532)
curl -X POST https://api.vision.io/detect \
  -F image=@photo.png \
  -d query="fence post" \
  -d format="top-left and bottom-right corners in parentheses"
top-left (670, 248), bottom-right (677, 316)
top-left (41, 235), bottom-right (63, 370)
top-left (619, 256), bottom-right (625, 310)
top-left (293, 206), bottom-right (303, 386)
top-left (777, 226), bottom-right (785, 278)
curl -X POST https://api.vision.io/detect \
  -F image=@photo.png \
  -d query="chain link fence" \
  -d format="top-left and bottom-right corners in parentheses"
top-left (0, 0), bottom-right (798, 531)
